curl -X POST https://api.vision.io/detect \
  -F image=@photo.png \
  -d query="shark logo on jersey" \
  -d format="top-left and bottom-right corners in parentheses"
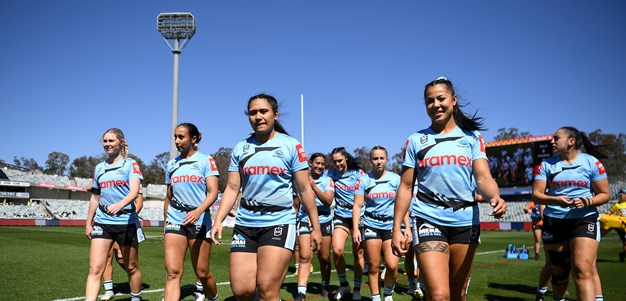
top-left (116, 169), bottom-right (125, 175)
top-left (418, 223), bottom-right (442, 237)
top-left (364, 228), bottom-right (377, 238)
top-left (273, 149), bottom-right (285, 158)
top-left (231, 234), bottom-right (246, 248)
top-left (243, 144), bottom-right (250, 153)
top-left (191, 163), bottom-right (200, 170)
top-left (420, 135), bottom-right (428, 144)
top-left (457, 138), bottom-right (471, 148)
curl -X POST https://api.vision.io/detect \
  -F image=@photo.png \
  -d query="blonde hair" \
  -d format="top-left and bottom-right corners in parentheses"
top-left (102, 128), bottom-right (128, 160)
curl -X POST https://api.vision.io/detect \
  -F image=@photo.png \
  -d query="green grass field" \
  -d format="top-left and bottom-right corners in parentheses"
top-left (0, 227), bottom-right (623, 301)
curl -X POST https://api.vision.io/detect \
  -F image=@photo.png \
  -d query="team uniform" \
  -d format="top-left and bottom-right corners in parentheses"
top-left (525, 202), bottom-right (543, 230)
top-left (327, 168), bottom-right (364, 230)
top-left (534, 153), bottom-right (607, 243)
top-left (164, 152), bottom-right (219, 239)
top-left (403, 126), bottom-right (486, 245)
top-left (606, 202), bottom-right (626, 241)
top-left (229, 133), bottom-right (308, 252)
top-left (355, 171), bottom-right (400, 241)
top-left (297, 174), bottom-right (335, 236)
top-left (91, 158), bottom-right (145, 246)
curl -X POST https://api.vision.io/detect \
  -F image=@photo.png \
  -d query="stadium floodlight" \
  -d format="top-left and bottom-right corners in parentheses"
top-left (157, 12), bottom-right (196, 160)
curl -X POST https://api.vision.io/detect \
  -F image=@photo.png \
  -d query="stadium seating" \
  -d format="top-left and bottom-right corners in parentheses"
top-left (42, 199), bottom-right (89, 220)
top-left (0, 203), bottom-right (51, 219)
top-left (146, 184), bottom-right (167, 198)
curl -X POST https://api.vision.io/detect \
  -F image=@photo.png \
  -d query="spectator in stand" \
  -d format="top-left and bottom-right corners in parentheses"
top-left (85, 128), bottom-right (144, 301)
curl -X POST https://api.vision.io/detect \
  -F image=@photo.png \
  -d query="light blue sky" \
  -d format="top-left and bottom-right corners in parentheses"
top-left (1, 1), bottom-right (624, 167)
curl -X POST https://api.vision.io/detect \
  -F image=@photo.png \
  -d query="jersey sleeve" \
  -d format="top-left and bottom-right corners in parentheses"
top-left (92, 165), bottom-right (101, 190)
top-left (533, 162), bottom-right (548, 181)
top-left (165, 160), bottom-right (174, 184)
top-left (289, 141), bottom-right (309, 172)
top-left (325, 178), bottom-right (335, 192)
top-left (402, 135), bottom-right (419, 169)
top-left (355, 175), bottom-right (368, 196)
top-left (590, 158), bottom-right (607, 182)
top-left (128, 159), bottom-right (144, 181)
top-left (228, 142), bottom-right (242, 172)
top-left (471, 131), bottom-right (488, 161)
top-left (205, 155), bottom-right (220, 178)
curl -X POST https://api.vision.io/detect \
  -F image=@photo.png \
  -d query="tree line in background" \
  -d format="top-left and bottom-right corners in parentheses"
top-left (2, 128), bottom-right (625, 192)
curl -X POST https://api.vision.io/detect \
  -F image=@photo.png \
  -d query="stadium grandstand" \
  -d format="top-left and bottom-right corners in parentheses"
top-left (0, 164), bottom-right (624, 229)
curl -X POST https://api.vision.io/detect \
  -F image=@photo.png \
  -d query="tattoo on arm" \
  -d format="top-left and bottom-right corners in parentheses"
top-left (415, 241), bottom-right (450, 255)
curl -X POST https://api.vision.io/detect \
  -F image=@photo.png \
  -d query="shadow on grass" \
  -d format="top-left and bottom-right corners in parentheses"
top-left (483, 294), bottom-right (527, 301)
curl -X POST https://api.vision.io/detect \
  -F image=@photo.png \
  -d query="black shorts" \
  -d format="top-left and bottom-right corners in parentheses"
top-left (617, 229), bottom-right (626, 241)
top-left (333, 215), bottom-right (362, 231)
top-left (411, 217), bottom-right (480, 246)
top-left (542, 214), bottom-right (600, 244)
top-left (164, 221), bottom-right (210, 240)
top-left (532, 224), bottom-right (543, 231)
top-left (362, 225), bottom-right (392, 241)
top-left (231, 224), bottom-right (296, 253)
top-left (297, 220), bottom-right (333, 236)
top-left (91, 223), bottom-right (144, 246)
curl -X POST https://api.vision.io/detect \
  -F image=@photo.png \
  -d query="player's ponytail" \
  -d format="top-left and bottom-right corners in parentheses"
top-left (560, 126), bottom-right (607, 159)
top-left (177, 122), bottom-right (202, 150)
top-left (424, 77), bottom-right (486, 132)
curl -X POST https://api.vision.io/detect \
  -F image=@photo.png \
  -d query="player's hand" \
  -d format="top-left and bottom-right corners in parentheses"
top-left (210, 223), bottom-right (223, 245)
top-left (404, 229), bottom-right (413, 246)
top-left (392, 229), bottom-right (408, 256)
top-left (85, 224), bottom-right (93, 239)
top-left (489, 197), bottom-right (507, 219)
top-left (555, 196), bottom-right (574, 207)
top-left (107, 202), bottom-right (124, 215)
top-left (572, 196), bottom-right (592, 208)
top-left (353, 228), bottom-right (362, 245)
top-left (310, 228), bottom-right (322, 253)
top-left (183, 209), bottom-right (202, 226)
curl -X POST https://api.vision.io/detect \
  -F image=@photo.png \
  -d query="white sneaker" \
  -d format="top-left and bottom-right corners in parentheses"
top-left (194, 292), bottom-right (206, 301)
top-left (383, 295), bottom-right (393, 301)
top-left (352, 290), bottom-right (361, 301)
top-left (414, 287), bottom-right (424, 300)
top-left (335, 285), bottom-right (350, 300)
top-left (100, 290), bottom-right (115, 301)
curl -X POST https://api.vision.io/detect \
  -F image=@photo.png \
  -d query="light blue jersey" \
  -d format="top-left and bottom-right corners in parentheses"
top-left (165, 152), bottom-right (219, 226)
top-left (403, 126), bottom-right (486, 227)
top-left (229, 133), bottom-right (308, 227)
top-left (356, 171), bottom-right (400, 230)
top-left (298, 175), bottom-right (334, 224)
top-left (327, 168), bottom-right (364, 219)
top-left (92, 158), bottom-right (143, 225)
top-left (534, 153), bottom-right (607, 219)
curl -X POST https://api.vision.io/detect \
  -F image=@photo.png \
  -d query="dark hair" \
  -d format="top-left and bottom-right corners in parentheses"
top-left (176, 122), bottom-right (202, 144)
top-left (309, 152), bottom-right (326, 162)
top-left (247, 93), bottom-right (289, 135)
top-left (331, 147), bottom-right (361, 171)
top-left (370, 145), bottom-right (388, 158)
top-left (424, 77), bottom-right (485, 132)
top-left (560, 126), bottom-right (607, 159)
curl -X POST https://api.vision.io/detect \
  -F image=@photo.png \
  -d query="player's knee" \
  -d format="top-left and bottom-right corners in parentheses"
top-left (428, 289), bottom-right (450, 301)
top-left (548, 250), bottom-right (571, 285)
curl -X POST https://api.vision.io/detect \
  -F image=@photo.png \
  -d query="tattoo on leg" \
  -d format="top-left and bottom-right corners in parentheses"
top-left (416, 242), bottom-right (450, 254)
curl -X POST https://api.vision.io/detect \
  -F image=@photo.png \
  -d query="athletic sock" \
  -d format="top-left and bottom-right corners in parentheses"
top-left (595, 295), bottom-right (604, 301)
top-left (338, 274), bottom-right (348, 287)
top-left (297, 285), bottom-right (307, 295)
top-left (408, 277), bottom-right (416, 286)
top-left (371, 294), bottom-right (381, 301)
top-left (130, 291), bottom-right (142, 301)
top-left (196, 280), bottom-right (203, 293)
top-left (354, 279), bottom-right (362, 290)
top-left (103, 280), bottom-right (113, 291)
top-left (383, 285), bottom-right (394, 296)
top-left (537, 286), bottom-right (548, 296)
top-left (207, 293), bottom-right (219, 301)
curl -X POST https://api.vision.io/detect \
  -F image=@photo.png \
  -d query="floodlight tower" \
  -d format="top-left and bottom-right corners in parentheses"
top-left (157, 12), bottom-right (196, 160)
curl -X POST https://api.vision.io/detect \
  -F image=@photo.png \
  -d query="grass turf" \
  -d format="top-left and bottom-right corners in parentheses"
top-left (0, 226), bottom-right (623, 301)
